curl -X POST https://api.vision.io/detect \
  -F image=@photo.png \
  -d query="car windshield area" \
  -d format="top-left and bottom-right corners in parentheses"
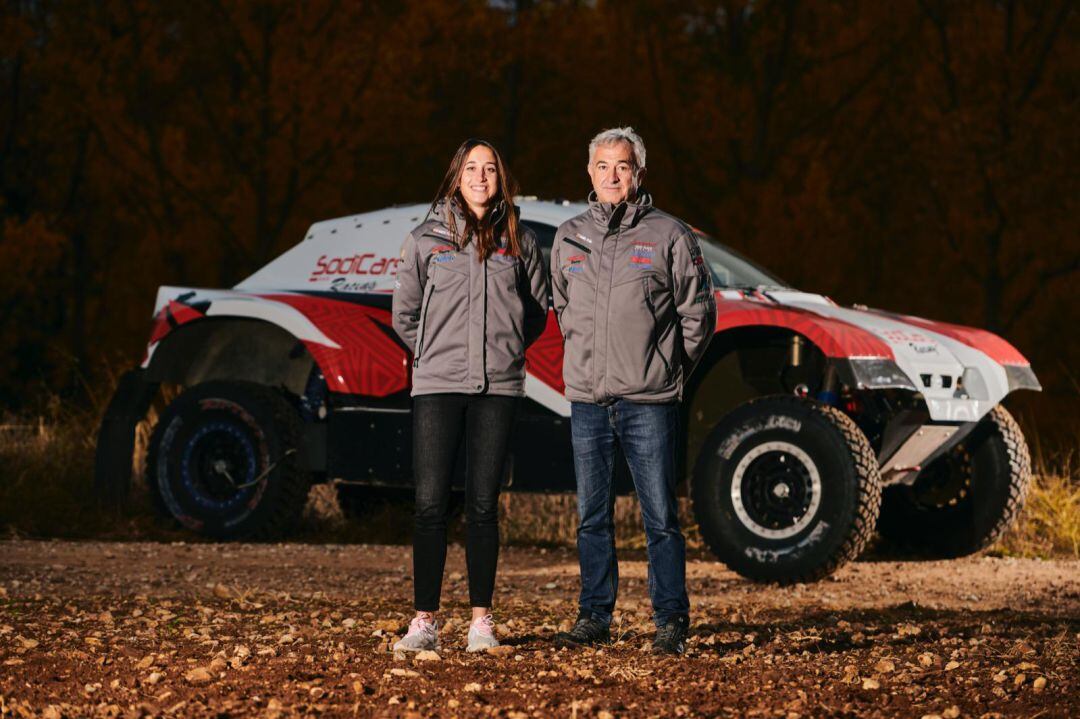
top-left (694, 231), bottom-right (789, 290)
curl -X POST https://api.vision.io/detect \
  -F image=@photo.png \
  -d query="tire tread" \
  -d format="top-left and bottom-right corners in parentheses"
top-left (692, 395), bottom-right (882, 585)
top-left (969, 405), bottom-right (1031, 552)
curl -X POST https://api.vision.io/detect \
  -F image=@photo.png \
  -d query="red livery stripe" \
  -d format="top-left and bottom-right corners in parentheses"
top-left (715, 297), bottom-right (894, 359)
top-left (879, 312), bottom-right (1030, 366)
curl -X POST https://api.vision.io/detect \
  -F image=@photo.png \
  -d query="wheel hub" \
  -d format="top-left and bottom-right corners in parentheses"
top-left (181, 421), bottom-right (258, 509)
top-left (731, 441), bottom-right (822, 540)
top-left (910, 444), bottom-right (973, 510)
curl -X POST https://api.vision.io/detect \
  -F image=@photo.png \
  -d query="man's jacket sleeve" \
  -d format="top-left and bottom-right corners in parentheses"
top-left (671, 232), bottom-right (716, 373)
top-left (521, 230), bottom-right (550, 348)
top-left (550, 228), bottom-right (569, 327)
top-left (391, 232), bottom-right (425, 352)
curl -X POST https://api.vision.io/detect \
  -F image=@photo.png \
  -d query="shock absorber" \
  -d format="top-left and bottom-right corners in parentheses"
top-left (816, 363), bottom-right (839, 406)
top-left (787, 335), bottom-right (808, 396)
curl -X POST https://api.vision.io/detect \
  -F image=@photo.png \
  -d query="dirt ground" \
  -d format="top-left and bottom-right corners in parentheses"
top-left (0, 541), bottom-right (1076, 718)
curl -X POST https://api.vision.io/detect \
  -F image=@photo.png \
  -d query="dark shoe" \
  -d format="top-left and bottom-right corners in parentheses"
top-left (553, 615), bottom-right (611, 649)
top-left (651, 616), bottom-right (689, 655)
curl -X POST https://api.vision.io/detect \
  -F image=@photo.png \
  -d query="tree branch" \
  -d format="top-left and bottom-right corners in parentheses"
top-left (1003, 254), bottom-right (1080, 330)
top-left (1016, 0), bottom-right (1072, 109)
top-left (916, 0), bottom-right (958, 110)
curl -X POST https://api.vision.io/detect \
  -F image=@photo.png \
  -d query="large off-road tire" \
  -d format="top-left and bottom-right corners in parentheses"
top-left (692, 396), bottom-right (882, 584)
top-left (145, 381), bottom-right (310, 540)
top-left (876, 405), bottom-right (1031, 558)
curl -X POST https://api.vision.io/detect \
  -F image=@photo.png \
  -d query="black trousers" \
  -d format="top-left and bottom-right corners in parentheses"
top-left (412, 393), bottom-right (517, 612)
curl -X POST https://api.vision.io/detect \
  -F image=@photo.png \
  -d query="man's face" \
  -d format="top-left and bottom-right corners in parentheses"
top-left (588, 141), bottom-right (641, 205)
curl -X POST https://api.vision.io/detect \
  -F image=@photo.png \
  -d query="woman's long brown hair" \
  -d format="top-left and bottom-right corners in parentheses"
top-left (430, 139), bottom-right (521, 261)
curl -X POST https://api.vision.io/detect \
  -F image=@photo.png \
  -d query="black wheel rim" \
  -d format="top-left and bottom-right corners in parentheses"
top-left (179, 420), bottom-right (259, 512)
top-left (909, 445), bottom-right (973, 510)
top-left (742, 451), bottom-right (814, 531)
top-left (731, 441), bottom-right (822, 540)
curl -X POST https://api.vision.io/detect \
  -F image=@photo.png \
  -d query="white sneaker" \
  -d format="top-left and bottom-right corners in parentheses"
top-left (466, 614), bottom-right (499, 653)
top-left (392, 613), bottom-right (439, 652)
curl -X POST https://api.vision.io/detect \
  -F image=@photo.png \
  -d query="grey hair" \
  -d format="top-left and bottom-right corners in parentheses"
top-left (588, 126), bottom-right (647, 169)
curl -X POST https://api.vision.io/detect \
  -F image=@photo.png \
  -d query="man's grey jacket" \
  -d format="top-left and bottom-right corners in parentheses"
top-left (392, 200), bottom-right (549, 397)
top-left (550, 191), bottom-right (716, 405)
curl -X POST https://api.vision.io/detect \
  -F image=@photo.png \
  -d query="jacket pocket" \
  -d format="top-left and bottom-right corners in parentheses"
top-left (643, 276), bottom-right (673, 383)
top-left (486, 259), bottom-right (526, 381)
top-left (605, 276), bottom-right (673, 397)
top-left (414, 268), bottom-right (469, 381)
top-left (560, 274), bottom-right (595, 393)
top-left (413, 281), bottom-right (437, 367)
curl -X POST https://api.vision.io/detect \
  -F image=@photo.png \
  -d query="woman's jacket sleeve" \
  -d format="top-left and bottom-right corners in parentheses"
top-left (520, 229), bottom-right (550, 348)
top-left (392, 232), bottom-right (425, 352)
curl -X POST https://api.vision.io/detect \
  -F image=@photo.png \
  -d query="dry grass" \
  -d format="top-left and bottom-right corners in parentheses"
top-left (996, 450), bottom-right (1080, 558)
top-left (0, 389), bottom-right (170, 540)
top-left (497, 493), bottom-right (704, 551)
top-left (0, 395), bottom-right (101, 538)
top-left (1, 384), bottom-right (1076, 562)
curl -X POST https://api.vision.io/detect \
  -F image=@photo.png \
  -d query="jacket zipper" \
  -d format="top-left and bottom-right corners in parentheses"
top-left (643, 277), bottom-right (672, 381)
top-left (413, 281), bottom-right (436, 368)
top-left (564, 237), bottom-right (592, 254)
top-left (596, 227), bottom-right (617, 399)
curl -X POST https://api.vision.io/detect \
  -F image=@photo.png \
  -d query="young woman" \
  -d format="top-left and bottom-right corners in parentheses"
top-left (390, 140), bottom-right (549, 653)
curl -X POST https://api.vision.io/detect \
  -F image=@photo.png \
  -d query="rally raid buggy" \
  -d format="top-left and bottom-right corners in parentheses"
top-left (95, 200), bottom-right (1041, 584)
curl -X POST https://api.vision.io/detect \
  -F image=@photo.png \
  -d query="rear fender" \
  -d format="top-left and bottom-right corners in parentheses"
top-left (143, 290), bottom-right (409, 397)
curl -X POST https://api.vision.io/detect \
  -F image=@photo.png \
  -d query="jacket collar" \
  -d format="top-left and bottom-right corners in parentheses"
top-left (430, 198), bottom-right (511, 248)
top-left (432, 197), bottom-right (508, 226)
top-left (587, 189), bottom-right (654, 231)
top-left (431, 198), bottom-right (467, 230)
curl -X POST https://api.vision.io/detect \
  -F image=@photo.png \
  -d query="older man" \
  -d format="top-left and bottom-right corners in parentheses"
top-left (551, 127), bottom-right (716, 654)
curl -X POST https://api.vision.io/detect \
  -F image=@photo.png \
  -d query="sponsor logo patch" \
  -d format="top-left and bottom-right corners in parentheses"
top-left (566, 254), bottom-right (585, 274)
top-left (430, 245), bottom-right (456, 264)
top-left (688, 243), bottom-right (708, 271)
top-left (630, 241), bottom-right (655, 267)
top-left (575, 232), bottom-right (593, 245)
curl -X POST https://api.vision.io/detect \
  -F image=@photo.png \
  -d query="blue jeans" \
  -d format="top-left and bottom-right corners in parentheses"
top-left (570, 400), bottom-right (689, 627)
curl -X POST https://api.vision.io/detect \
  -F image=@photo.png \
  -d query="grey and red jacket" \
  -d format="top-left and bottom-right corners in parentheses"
top-left (392, 200), bottom-right (549, 397)
top-left (550, 191), bottom-right (716, 405)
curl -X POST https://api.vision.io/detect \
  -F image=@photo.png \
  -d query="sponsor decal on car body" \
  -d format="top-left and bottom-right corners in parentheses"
top-left (309, 253), bottom-right (401, 282)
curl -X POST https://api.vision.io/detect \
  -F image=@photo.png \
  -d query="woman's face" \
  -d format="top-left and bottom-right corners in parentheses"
top-left (459, 145), bottom-right (498, 211)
